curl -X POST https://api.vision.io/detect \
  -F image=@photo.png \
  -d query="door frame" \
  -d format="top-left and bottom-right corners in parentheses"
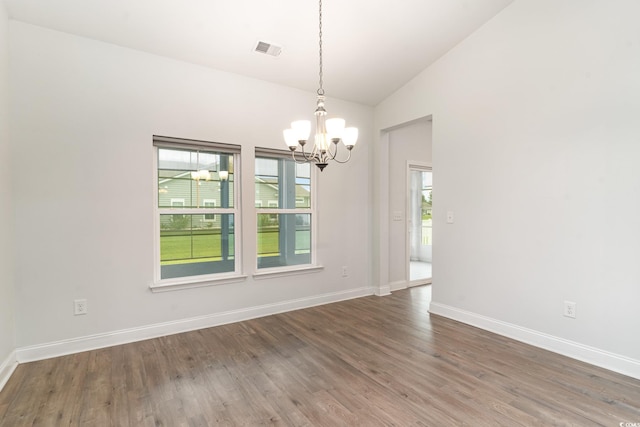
top-left (406, 161), bottom-right (432, 286)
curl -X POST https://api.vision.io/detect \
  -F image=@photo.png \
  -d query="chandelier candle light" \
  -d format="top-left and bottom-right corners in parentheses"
top-left (283, 0), bottom-right (358, 171)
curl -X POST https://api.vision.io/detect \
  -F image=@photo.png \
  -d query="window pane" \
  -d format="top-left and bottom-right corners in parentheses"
top-left (255, 158), bottom-right (279, 209)
top-left (257, 214), bottom-right (311, 268)
top-left (255, 157), bottom-right (310, 209)
top-left (158, 148), bottom-right (234, 208)
top-left (255, 157), bottom-right (279, 176)
top-left (295, 174), bottom-right (311, 208)
top-left (296, 162), bottom-right (311, 179)
top-left (160, 213), bottom-right (235, 279)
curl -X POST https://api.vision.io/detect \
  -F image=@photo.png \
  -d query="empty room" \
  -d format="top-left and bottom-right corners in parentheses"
top-left (1, 0), bottom-right (639, 425)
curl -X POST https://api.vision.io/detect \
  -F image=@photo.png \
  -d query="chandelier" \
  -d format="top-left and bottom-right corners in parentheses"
top-left (283, 0), bottom-right (358, 171)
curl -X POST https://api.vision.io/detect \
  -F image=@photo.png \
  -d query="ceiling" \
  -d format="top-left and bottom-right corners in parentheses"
top-left (3, 0), bottom-right (514, 106)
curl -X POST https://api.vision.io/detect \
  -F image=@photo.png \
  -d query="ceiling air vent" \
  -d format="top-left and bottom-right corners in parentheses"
top-left (254, 41), bottom-right (282, 57)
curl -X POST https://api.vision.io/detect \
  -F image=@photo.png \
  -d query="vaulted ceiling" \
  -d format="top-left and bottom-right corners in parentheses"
top-left (3, 0), bottom-right (514, 106)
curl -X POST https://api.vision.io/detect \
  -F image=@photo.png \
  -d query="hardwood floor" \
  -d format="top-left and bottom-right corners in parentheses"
top-left (1, 286), bottom-right (639, 426)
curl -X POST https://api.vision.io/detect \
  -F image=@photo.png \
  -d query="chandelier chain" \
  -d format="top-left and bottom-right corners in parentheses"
top-left (283, 0), bottom-right (358, 171)
top-left (317, 0), bottom-right (324, 96)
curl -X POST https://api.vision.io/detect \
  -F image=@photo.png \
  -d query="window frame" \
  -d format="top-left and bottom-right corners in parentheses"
top-left (151, 136), bottom-right (246, 291)
top-left (254, 149), bottom-right (318, 273)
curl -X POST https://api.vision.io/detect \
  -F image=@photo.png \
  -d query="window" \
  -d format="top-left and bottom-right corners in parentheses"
top-left (421, 171), bottom-right (433, 245)
top-left (170, 198), bottom-right (186, 223)
top-left (154, 136), bottom-right (240, 282)
top-left (255, 152), bottom-right (313, 269)
top-left (203, 199), bottom-right (216, 221)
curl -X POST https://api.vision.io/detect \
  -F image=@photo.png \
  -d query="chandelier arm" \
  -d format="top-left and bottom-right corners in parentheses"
top-left (292, 152), bottom-right (317, 165)
top-left (299, 142), bottom-right (319, 163)
top-left (329, 149), bottom-right (352, 164)
top-left (306, 139), bottom-right (320, 160)
top-left (320, 142), bottom-right (352, 163)
top-left (322, 141), bottom-right (338, 161)
top-left (322, 151), bottom-right (331, 164)
top-left (292, 149), bottom-right (320, 164)
top-left (291, 151), bottom-right (307, 164)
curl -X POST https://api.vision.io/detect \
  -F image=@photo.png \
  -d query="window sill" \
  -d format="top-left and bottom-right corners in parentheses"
top-left (150, 274), bottom-right (248, 293)
top-left (252, 265), bottom-right (324, 280)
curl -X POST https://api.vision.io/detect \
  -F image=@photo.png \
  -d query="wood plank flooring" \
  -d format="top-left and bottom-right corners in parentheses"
top-left (1, 285), bottom-right (639, 426)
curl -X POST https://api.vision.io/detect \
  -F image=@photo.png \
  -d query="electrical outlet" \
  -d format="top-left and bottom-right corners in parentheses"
top-left (563, 301), bottom-right (576, 318)
top-left (74, 299), bottom-right (87, 315)
top-left (341, 266), bottom-right (348, 277)
top-left (446, 211), bottom-right (454, 224)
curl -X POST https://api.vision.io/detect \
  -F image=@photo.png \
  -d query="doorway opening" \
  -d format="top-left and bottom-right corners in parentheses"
top-left (408, 165), bottom-right (432, 284)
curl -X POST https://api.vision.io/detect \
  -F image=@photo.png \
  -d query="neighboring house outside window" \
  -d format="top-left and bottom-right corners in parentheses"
top-left (203, 199), bottom-right (216, 221)
top-left (255, 151), bottom-right (313, 269)
top-left (154, 136), bottom-right (240, 282)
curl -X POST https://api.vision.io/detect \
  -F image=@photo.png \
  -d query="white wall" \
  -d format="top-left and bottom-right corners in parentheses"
top-left (9, 21), bottom-right (373, 356)
top-left (0, 1), bottom-right (17, 387)
top-left (387, 120), bottom-right (432, 287)
top-left (375, 0), bottom-right (640, 378)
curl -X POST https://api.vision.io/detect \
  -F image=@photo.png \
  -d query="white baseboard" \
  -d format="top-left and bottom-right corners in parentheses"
top-left (375, 287), bottom-right (392, 296)
top-left (16, 287), bottom-right (373, 363)
top-left (389, 280), bottom-right (408, 292)
top-left (373, 283), bottom-right (391, 297)
top-left (0, 350), bottom-right (18, 392)
top-left (429, 302), bottom-right (640, 380)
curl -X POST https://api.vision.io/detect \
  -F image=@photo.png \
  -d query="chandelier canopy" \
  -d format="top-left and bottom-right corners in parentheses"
top-left (283, 0), bottom-right (358, 171)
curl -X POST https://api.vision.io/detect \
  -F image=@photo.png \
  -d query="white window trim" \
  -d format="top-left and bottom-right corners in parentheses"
top-left (151, 143), bottom-right (244, 290)
top-left (150, 272), bottom-right (248, 292)
top-left (252, 264), bottom-right (324, 280)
